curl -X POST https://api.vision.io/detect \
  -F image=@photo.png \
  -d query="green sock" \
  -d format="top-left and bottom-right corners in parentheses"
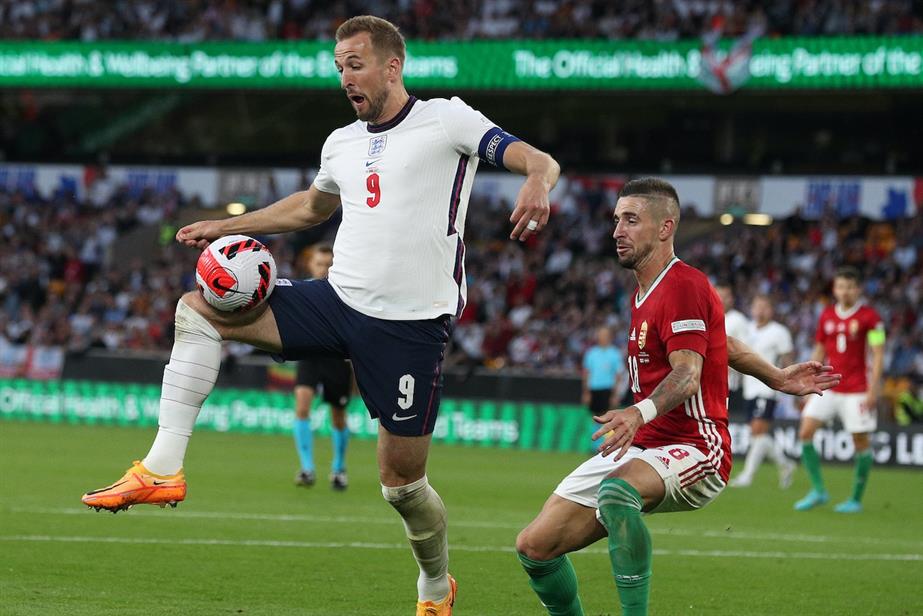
top-left (801, 441), bottom-right (826, 493)
top-left (597, 478), bottom-right (651, 616)
top-left (518, 553), bottom-right (584, 616)
top-left (851, 450), bottom-right (873, 502)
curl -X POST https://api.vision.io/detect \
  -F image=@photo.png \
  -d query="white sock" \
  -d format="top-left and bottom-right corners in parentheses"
top-left (739, 434), bottom-right (771, 483)
top-left (142, 300), bottom-right (222, 475)
top-left (382, 476), bottom-right (450, 602)
top-left (765, 435), bottom-right (790, 467)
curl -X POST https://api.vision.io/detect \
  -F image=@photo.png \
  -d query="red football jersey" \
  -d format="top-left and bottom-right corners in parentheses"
top-left (815, 303), bottom-right (883, 393)
top-left (628, 259), bottom-right (732, 482)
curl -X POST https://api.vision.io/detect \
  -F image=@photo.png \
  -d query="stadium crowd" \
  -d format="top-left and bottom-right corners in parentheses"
top-left (2, 174), bottom-right (921, 395)
top-left (2, 0), bottom-right (921, 41)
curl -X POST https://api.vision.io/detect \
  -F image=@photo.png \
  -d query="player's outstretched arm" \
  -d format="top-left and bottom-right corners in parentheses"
top-left (592, 349), bottom-right (704, 460)
top-left (176, 186), bottom-right (341, 249)
top-left (727, 336), bottom-right (841, 396)
top-left (502, 141), bottom-right (560, 241)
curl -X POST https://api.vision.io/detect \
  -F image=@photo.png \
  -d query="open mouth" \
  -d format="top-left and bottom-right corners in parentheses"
top-left (349, 94), bottom-right (366, 105)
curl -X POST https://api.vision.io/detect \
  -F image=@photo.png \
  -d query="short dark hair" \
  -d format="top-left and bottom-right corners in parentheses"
top-left (335, 15), bottom-right (406, 64)
top-left (834, 265), bottom-right (861, 284)
top-left (619, 177), bottom-right (681, 221)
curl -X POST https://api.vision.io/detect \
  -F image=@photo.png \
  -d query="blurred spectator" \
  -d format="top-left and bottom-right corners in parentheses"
top-left (1, 0), bottom-right (920, 41)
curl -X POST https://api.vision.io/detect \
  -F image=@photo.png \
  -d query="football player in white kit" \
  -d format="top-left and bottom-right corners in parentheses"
top-left (81, 15), bottom-right (560, 615)
top-left (715, 282), bottom-right (749, 413)
top-left (729, 294), bottom-right (797, 488)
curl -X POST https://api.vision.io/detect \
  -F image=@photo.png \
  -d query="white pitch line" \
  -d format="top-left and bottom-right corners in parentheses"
top-left (0, 534), bottom-right (920, 562)
top-left (7, 506), bottom-right (923, 549)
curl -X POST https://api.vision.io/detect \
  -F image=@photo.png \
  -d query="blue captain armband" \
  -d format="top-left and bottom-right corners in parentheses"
top-left (478, 127), bottom-right (521, 170)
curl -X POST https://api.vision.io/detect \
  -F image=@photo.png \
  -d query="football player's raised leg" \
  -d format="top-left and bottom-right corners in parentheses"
top-left (516, 495), bottom-right (607, 616)
top-left (81, 291), bottom-right (282, 510)
top-left (597, 459), bottom-right (666, 616)
top-left (143, 291), bottom-right (282, 475)
top-left (377, 427), bottom-right (454, 608)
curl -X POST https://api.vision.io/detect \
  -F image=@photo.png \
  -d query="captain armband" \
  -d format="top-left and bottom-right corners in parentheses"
top-left (867, 328), bottom-right (886, 346)
top-left (477, 127), bottom-right (521, 170)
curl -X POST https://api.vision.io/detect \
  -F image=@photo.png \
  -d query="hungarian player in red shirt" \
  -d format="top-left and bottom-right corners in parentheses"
top-left (515, 178), bottom-right (840, 616)
top-left (795, 266), bottom-right (885, 514)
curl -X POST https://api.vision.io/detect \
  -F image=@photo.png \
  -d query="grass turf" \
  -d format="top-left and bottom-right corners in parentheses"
top-left (1, 421), bottom-right (921, 615)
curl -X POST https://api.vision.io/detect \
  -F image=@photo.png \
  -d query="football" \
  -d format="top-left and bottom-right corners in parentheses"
top-left (195, 234), bottom-right (277, 312)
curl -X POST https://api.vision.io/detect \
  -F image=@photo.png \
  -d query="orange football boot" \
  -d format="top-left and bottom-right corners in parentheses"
top-left (81, 461), bottom-right (186, 513)
top-left (416, 574), bottom-right (457, 616)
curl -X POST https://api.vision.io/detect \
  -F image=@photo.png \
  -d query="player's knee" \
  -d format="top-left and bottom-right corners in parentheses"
top-left (181, 289), bottom-right (267, 333)
top-left (175, 296), bottom-right (222, 342)
top-left (294, 388), bottom-right (312, 418)
top-left (379, 459), bottom-right (426, 487)
top-left (798, 425), bottom-right (814, 441)
top-left (331, 408), bottom-right (347, 430)
top-left (515, 527), bottom-right (560, 562)
top-left (381, 476), bottom-right (446, 538)
top-left (853, 433), bottom-right (870, 451)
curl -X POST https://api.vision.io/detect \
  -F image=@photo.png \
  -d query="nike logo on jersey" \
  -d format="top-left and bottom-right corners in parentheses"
top-left (365, 159), bottom-right (381, 167)
top-left (391, 413), bottom-right (418, 422)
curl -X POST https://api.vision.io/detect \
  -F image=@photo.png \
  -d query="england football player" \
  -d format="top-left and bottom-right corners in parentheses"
top-left (291, 243), bottom-right (353, 490)
top-left (515, 178), bottom-right (840, 616)
top-left (729, 294), bottom-right (797, 488)
top-left (81, 15), bottom-right (560, 615)
top-left (794, 266), bottom-right (885, 514)
top-left (715, 282), bottom-right (749, 416)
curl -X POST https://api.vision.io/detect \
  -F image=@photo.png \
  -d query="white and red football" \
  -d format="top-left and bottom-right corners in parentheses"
top-left (195, 234), bottom-right (277, 312)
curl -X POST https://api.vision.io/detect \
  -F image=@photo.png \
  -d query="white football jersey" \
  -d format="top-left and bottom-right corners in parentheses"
top-left (742, 320), bottom-right (794, 400)
top-left (313, 96), bottom-right (507, 320)
top-left (724, 308), bottom-right (749, 390)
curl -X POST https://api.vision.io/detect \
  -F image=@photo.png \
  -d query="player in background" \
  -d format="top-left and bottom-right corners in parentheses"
top-left (515, 178), bottom-right (840, 616)
top-left (81, 15), bottom-right (560, 615)
top-left (716, 282), bottom-right (749, 417)
top-left (292, 243), bottom-right (353, 490)
top-left (582, 326), bottom-right (625, 449)
top-left (795, 266), bottom-right (885, 513)
top-left (729, 294), bottom-right (797, 488)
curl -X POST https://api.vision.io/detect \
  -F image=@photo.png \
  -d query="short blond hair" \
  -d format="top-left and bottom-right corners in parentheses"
top-left (335, 15), bottom-right (406, 64)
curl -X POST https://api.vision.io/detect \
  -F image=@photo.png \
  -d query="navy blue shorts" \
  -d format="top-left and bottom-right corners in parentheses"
top-left (268, 279), bottom-right (452, 436)
top-left (745, 397), bottom-right (778, 421)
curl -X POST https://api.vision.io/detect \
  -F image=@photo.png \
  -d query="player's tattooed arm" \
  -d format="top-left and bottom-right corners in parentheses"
top-left (592, 349), bottom-right (703, 459)
top-left (647, 349), bottom-right (704, 415)
top-left (728, 336), bottom-right (841, 396)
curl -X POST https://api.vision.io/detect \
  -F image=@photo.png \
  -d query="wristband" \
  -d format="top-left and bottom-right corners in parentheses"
top-left (634, 399), bottom-right (658, 424)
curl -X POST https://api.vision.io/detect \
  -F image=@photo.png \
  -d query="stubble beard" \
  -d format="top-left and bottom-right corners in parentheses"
top-left (356, 89), bottom-right (389, 123)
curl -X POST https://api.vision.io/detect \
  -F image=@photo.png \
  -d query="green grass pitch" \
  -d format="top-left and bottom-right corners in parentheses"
top-left (1, 421), bottom-right (920, 615)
